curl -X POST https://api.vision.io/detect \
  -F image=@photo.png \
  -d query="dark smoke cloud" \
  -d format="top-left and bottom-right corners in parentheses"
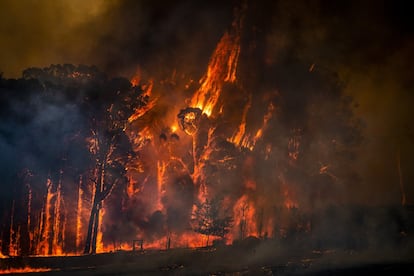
top-left (0, 0), bottom-right (413, 256)
top-left (0, 0), bottom-right (234, 80)
top-left (257, 0), bottom-right (414, 204)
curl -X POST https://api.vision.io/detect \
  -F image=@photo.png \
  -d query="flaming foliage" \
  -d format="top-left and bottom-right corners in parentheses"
top-left (0, 5), bottom-right (364, 257)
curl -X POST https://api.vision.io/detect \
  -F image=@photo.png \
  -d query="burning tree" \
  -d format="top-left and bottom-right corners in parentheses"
top-left (82, 79), bottom-right (147, 254)
top-left (0, 65), bottom-right (151, 255)
top-left (0, 2), bottom-right (369, 256)
top-left (191, 198), bottom-right (233, 246)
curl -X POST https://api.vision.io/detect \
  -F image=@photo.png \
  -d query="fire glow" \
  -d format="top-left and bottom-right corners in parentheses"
top-left (0, 4), bottom-right (368, 259)
top-left (0, 267), bottom-right (52, 274)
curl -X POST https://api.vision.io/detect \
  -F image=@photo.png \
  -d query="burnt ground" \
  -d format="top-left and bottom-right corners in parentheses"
top-left (1, 240), bottom-right (414, 275)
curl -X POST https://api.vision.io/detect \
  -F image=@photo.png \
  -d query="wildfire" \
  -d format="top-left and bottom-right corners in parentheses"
top-left (157, 161), bottom-right (167, 211)
top-left (0, 2), bottom-right (344, 258)
top-left (8, 201), bottom-right (16, 256)
top-left (128, 80), bottom-right (157, 123)
top-left (189, 10), bottom-right (242, 117)
top-left (96, 206), bottom-right (105, 254)
top-left (229, 95), bottom-right (252, 147)
top-left (39, 178), bottom-right (53, 255)
top-left (233, 195), bottom-right (257, 240)
top-left (288, 128), bottom-right (301, 163)
top-left (170, 124), bottom-right (178, 133)
top-left (253, 102), bottom-right (275, 142)
top-left (0, 267), bottom-right (52, 274)
top-left (130, 67), bottom-right (141, 87)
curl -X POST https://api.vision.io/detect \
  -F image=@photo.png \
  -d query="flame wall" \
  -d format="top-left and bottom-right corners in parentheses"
top-left (1, 0), bottom-right (413, 257)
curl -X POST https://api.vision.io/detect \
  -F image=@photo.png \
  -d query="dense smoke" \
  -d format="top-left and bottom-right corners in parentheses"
top-left (2, 0), bottom-right (411, 204)
top-left (0, 0), bottom-right (413, 259)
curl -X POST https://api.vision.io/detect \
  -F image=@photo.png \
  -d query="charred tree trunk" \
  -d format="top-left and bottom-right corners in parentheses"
top-left (84, 162), bottom-right (104, 254)
top-left (91, 202), bottom-right (101, 254)
top-left (83, 203), bottom-right (98, 254)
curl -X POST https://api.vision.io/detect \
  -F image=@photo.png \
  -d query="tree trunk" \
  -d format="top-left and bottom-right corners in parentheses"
top-left (84, 162), bottom-right (105, 254)
top-left (83, 203), bottom-right (97, 254)
top-left (91, 203), bottom-right (101, 254)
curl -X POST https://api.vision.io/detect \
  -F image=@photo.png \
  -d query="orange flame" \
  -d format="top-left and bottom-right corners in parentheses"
top-left (130, 67), bottom-right (141, 87)
top-left (229, 95), bottom-right (252, 147)
top-left (233, 194), bottom-right (257, 240)
top-left (52, 178), bottom-right (64, 255)
top-left (194, 127), bottom-right (216, 202)
top-left (8, 201), bottom-right (17, 256)
top-left (37, 178), bottom-right (53, 255)
top-left (190, 15), bottom-right (241, 117)
top-left (253, 102), bottom-right (275, 142)
top-left (171, 124), bottom-right (178, 133)
top-left (157, 161), bottom-right (167, 211)
top-left (5, 5), bottom-right (311, 255)
top-left (229, 101), bottom-right (275, 151)
top-left (0, 267), bottom-right (52, 274)
top-left (288, 128), bottom-right (301, 163)
top-left (128, 80), bottom-right (157, 123)
top-left (96, 205), bottom-right (105, 254)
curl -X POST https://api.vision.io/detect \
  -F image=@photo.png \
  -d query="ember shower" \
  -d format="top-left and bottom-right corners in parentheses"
top-left (0, 1), bottom-right (411, 258)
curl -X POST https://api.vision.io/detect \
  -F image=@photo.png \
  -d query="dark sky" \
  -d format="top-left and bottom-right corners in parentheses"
top-left (0, 0), bottom-right (413, 205)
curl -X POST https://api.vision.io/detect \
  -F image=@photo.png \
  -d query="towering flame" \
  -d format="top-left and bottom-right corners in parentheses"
top-left (0, 3), bottom-right (359, 258)
top-left (96, 206), bottom-right (105, 254)
top-left (229, 95), bottom-right (252, 147)
top-left (189, 10), bottom-right (242, 117)
top-left (128, 80), bottom-right (157, 123)
top-left (157, 161), bottom-right (167, 211)
top-left (52, 174), bottom-right (64, 255)
top-left (39, 178), bottom-right (53, 255)
top-left (8, 201), bottom-right (17, 256)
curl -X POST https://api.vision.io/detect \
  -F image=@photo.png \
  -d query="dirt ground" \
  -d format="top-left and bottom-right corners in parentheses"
top-left (1, 238), bottom-right (414, 275)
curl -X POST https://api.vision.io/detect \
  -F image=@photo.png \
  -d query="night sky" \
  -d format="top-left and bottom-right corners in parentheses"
top-left (0, 0), bottom-right (413, 205)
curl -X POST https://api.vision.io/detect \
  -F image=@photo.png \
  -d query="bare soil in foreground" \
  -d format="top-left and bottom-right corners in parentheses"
top-left (1, 239), bottom-right (414, 275)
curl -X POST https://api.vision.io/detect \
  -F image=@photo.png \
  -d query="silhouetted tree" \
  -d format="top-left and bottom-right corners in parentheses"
top-left (83, 79), bottom-right (147, 254)
top-left (191, 197), bottom-right (233, 246)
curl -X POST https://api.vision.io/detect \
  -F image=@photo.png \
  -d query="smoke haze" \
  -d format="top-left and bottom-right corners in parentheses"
top-left (1, 0), bottom-right (412, 205)
top-left (0, 0), bottom-right (413, 263)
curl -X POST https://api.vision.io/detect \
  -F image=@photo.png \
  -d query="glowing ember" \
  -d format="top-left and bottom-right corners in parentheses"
top-left (130, 67), bottom-right (141, 87)
top-left (288, 128), bottom-right (301, 163)
top-left (0, 267), bottom-right (52, 274)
